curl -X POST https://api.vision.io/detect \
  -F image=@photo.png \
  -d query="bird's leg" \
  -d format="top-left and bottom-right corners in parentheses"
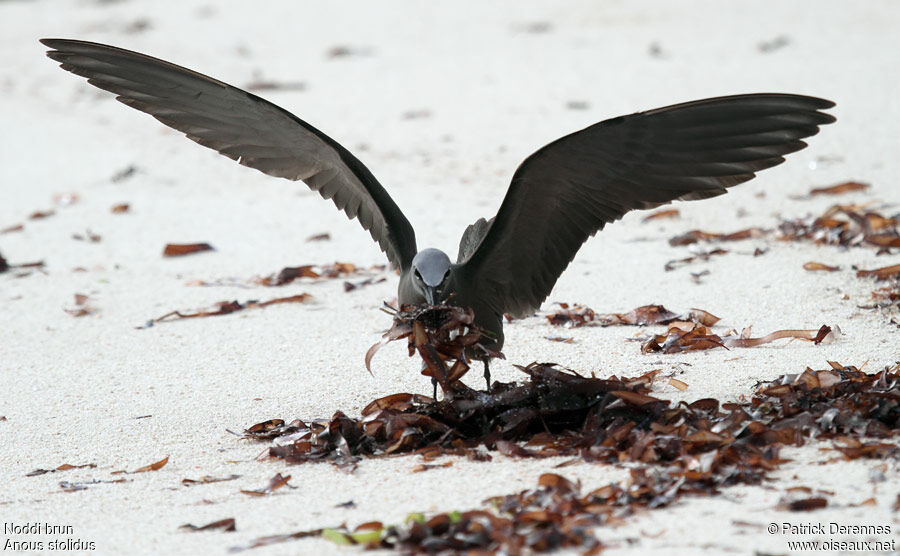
top-left (421, 360), bottom-right (438, 400)
top-left (482, 358), bottom-right (491, 393)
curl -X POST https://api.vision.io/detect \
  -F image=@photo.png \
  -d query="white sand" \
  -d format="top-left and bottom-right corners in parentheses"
top-left (1, 1), bottom-right (898, 554)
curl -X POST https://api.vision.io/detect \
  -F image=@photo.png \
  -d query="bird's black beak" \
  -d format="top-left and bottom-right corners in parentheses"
top-left (424, 285), bottom-right (436, 305)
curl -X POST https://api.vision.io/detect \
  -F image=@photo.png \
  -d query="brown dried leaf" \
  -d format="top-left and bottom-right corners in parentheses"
top-left (592, 305), bottom-right (720, 327)
top-left (496, 440), bottom-right (536, 458)
top-left (856, 263), bottom-right (900, 280)
top-left (320, 262), bottom-right (358, 278)
top-left (664, 248), bottom-right (728, 271)
top-left (180, 518), bottom-right (236, 532)
top-left (809, 181), bottom-right (869, 196)
top-left (247, 419), bottom-right (286, 434)
top-left (546, 303), bottom-right (595, 327)
top-left (271, 265), bottom-right (319, 283)
top-left (611, 390), bottom-right (666, 407)
top-left (133, 456), bottom-right (169, 473)
top-left (64, 293), bottom-right (97, 317)
top-left (685, 308), bottom-right (721, 326)
top-left (257, 294), bottom-right (313, 307)
top-left (642, 208), bottom-right (680, 222)
top-left (344, 276), bottom-right (387, 292)
top-left (641, 325), bottom-right (725, 353)
top-left (725, 325), bottom-right (836, 348)
top-left (110, 203), bottom-right (130, 213)
top-left (411, 461), bottom-right (453, 473)
top-left (669, 227), bottom-right (767, 246)
top-left (163, 243), bottom-right (214, 257)
top-left (260, 261), bottom-right (379, 286)
top-left (151, 294), bottom-right (312, 323)
top-left (787, 497), bottom-right (828, 512)
top-left (182, 474), bottom-right (241, 486)
top-left (240, 473), bottom-right (292, 496)
top-left (545, 336), bottom-right (574, 343)
top-left (864, 234), bottom-right (900, 248)
top-left (778, 203), bottom-right (899, 250)
top-left (362, 393), bottom-right (433, 416)
top-left (26, 463), bottom-right (97, 477)
top-left (803, 261), bottom-right (840, 272)
top-left (72, 229), bottom-right (102, 242)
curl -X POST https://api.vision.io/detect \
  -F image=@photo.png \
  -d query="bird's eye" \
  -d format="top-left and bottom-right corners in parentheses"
top-left (414, 269), bottom-right (421, 280)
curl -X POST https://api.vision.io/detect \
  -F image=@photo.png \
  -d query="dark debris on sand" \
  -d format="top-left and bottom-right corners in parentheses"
top-left (232, 304), bottom-right (899, 553)
top-left (221, 226), bottom-right (900, 554)
top-left (234, 360), bottom-right (898, 553)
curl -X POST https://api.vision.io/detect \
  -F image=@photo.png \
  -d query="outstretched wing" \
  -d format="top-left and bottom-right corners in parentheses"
top-left (458, 93), bottom-right (835, 317)
top-left (41, 38), bottom-right (417, 270)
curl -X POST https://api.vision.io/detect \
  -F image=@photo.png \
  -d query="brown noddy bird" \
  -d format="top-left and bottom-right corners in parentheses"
top-left (40, 38), bottom-right (836, 390)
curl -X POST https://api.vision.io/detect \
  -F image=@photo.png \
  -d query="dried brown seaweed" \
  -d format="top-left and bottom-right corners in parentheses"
top-left (180, 518), bottom-right (236, 532)
top-left (669, 227), bottom-right (767, 246)
top-left (856, 263), bottom-right (900, 313)
top-left (0, 251), bottom-right (44, 276)
top-left (133, 456), bottom-right (169, 473)
top-left (26, 463), bottom-right (97, 477)
top-left (163, 243), bottom-right (215, 257)
top-left (182, 474), bottom-right (241, 486)
top-left (664, 248), bottom-right (728, 271)
top-left (58, 477), bottom-right (129, 492)
top-left (664, 202), bottom-right (898, 252)
top-left (64, 293), bottom-right (97, 317)
top-left (365, 304), bottom-right (500, 395)
top-left (778, 204), bottom-right (899, 249)
top-left (856, 263), bottom-right (900, 280)
top-left (258, 262), bottom-right (385, 286)
top-left (642, 208), bottom-right (680, 222)
top-left (72, 229), bottom-right (101, 243)
top-left (344, 277), bottom-right (387, 292)
top-left (546, 303), bottom-right (720, 328)
top-left (545, 303), bottom-right (595, 327)
top-left (803, 261), bottom-right (840, 272)
top-left (236, 362), bottom-right (898, 553)
top-left (148, 294), bottom-right (312, 325)
top-left (641, 323), bottom-right (838, 353)
top-left (782, 496), bottom-right (829, 512)
top-left (808, 181), bottom-right (870, 196)
top-left (240, 473), bottom-right (293, 497)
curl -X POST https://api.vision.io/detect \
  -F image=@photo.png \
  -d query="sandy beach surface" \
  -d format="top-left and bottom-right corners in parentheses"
top-left (2, 1), bottom-right (898, 554)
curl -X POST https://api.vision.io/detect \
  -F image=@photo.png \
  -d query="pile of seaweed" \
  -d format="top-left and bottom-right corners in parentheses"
top-left (233, 306), bottom-right (899, 553)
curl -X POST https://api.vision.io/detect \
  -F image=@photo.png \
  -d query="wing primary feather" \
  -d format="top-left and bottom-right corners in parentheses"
top-left (459, 93), bottom-right (835, 318)
top-left (41, 38), bottom-right (417, 270)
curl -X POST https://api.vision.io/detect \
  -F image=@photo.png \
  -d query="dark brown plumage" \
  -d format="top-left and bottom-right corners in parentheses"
top-left (41, 38), bottom-right (836, 389)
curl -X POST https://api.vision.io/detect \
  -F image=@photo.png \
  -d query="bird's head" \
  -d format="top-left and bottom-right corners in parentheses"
top-left (410, 248), bottom-right (452, 305)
